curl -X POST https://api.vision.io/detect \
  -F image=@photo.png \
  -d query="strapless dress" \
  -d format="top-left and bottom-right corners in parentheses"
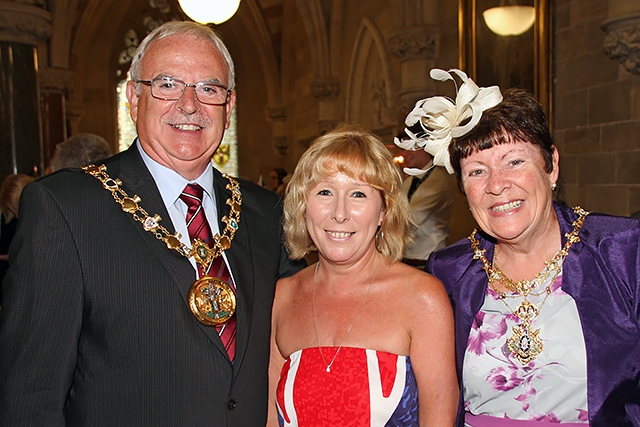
top-left (276, 347), bottom-right (419, 426)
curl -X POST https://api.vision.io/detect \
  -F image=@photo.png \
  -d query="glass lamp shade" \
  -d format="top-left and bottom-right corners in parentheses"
top-left (482, 5), bottom-right (535, 36)
top-left (178, 0), bottom-right (241, 25)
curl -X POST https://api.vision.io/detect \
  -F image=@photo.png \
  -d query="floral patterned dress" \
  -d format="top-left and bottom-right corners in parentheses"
top-left (463, 272), bottom-right (589, 423)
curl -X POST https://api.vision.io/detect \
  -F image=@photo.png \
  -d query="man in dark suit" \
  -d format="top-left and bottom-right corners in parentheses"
top-left (0, 21), bottom-right (304, 426)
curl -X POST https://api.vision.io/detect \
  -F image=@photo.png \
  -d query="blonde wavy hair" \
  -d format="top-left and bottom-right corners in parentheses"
top-left (283, 126), bottom-right (414, 261)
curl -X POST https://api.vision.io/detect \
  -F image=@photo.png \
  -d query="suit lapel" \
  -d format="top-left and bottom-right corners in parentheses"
top-left (212, 170), bottom-right (254, 371)
top-left (109, 147), bottom-right (230, 356)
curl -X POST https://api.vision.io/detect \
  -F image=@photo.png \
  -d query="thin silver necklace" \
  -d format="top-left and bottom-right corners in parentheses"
top-left (311, 261), bottom-right (380, 373)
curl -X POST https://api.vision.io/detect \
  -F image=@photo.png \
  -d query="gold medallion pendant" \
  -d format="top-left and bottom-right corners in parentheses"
top-left (83, 164), bottom-right (243, 328)
top-left (468, 206), bottom-right (590, 365)
top-left (188, 276), bottom-right (236, 326)
top-left (506, 300), bottom-right (544, 364)
top-left (507, 321), bottom-right (543, 364)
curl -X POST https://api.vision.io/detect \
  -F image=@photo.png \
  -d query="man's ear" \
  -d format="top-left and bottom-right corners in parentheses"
top-left (126, 81), bottom-right (139, 123)
top-left (224, 91), bottom-right (237, 130)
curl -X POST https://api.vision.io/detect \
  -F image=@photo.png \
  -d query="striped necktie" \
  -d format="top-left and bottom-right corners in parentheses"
top-left (180, 183), bottom-right (236, 361)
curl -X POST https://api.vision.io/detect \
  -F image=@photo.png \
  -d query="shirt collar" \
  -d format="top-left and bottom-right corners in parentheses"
top-left (136, 140), bottom-right (215, 209)
top-left (415, 160), bottom-right (434, 178)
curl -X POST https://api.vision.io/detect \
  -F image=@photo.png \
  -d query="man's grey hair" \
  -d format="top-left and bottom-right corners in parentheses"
top-left (129, 21), bottom-right (236, 93)
top-left (51, 133), bottom-right (113, 171)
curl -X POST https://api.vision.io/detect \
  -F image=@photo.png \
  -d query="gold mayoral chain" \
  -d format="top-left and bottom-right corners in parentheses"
top-left (468, 206), bottom-right (589, 364)
top-left (83, 164), bottom-right (242, 327)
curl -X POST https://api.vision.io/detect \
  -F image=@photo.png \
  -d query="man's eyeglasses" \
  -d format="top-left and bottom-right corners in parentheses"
top-left (136, 77), bottom-right (232, 106)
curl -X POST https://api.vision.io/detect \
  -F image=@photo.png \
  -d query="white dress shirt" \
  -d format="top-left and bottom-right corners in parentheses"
top-left (137, 141), bottom-right (234, 278)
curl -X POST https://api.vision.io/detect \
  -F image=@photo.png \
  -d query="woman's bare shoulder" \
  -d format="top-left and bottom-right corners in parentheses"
top-left (274, 264), bottom-right (314, 303)
top-left (388, 261), bottom-right (444, 287)
top-left (383, 262), bottom-right (450, 306)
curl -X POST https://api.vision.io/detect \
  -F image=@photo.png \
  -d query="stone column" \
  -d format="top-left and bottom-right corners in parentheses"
top-left (266, 105), bottom-right (288, 156)
top-left (0, 0), bottom-right (52, 178)
top-left (602, 2), bottom-right (640, 76)
top-left (388, 25), bottom-right (439, 125)
top-left (39, 67), bottom-right (74, 166)
top-left (310, 76), bottom-right (340, 135)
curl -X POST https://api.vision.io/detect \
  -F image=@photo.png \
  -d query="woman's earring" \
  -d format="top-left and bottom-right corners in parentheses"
top-left (551, 182), bottom-right (557, 191)
top-left (375, 229), bottom-right (384, 252)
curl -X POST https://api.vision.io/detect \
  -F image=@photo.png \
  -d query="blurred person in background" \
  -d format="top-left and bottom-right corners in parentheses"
top-left (396, 129), bottom-right (455, 269)
top-left (50, 132), bottom-right (113, 172)
top-left (0, 174), bottom-right (36, 303)
top-left (268, 167), bottom-right (288, 192)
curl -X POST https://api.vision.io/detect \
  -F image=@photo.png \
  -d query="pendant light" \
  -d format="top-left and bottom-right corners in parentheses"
top-left (482, 5), bottom-right (535, 36)
top-left (178, 0), bottom-right (241, 25)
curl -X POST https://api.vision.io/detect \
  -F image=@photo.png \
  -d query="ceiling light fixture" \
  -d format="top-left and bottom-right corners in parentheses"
top-left (482, 5), bottom-right (535, 36)
top-left (178, 0), bottom-right (241, 25)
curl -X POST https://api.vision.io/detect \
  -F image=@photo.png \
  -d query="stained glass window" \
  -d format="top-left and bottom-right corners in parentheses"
top-left (117, 79), bottom-right (137, 152)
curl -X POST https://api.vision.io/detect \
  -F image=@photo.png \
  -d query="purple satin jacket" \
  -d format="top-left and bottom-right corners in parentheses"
top-left (427, 203), bottom-right (640, 427)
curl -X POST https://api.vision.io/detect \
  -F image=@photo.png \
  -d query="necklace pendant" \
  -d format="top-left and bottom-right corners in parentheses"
top-left (507, 321), bottom-right (543, 364)
top-left (190, 239), bottom-right (214, 271)
top-left (325, 366), bottom-right (330, 373)
top-left (514, 300), bottom-right (538, 322)
top-left (188, 276), bottom-right (236, 326)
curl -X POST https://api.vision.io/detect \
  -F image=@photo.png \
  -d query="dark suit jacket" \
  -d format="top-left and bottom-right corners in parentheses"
top-left (0, 146), bottom-right (305, 426)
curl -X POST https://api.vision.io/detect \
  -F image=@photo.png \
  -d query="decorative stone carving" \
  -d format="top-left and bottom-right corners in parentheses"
top-left (118, 29), bottom-right (140, 66)
top-left (318, 119), bottom-right (338, 135)
top-left (14, 0), bottom-right (46, 7)
top-left (398, 96), bottom-right (416, 120)
top-left (273, 136), bottom-right (288, 156)
top-left (298, 135), bottom-right (316, 149)
top-left (149, 0), bottom-right (171, 14)
top-left (602, 14), bottom-right (640, 75)
top-left (39, 67), bottom-right (75, 94)
top-left (310, 77), bottom-right (340, 100)
top-left (266, 105), bottom-right (287, 121)
top-left (388, 26), bottom-right (439, 61)
top-left (65, 100), bottom-right (85, 123)
top-left (603, 26), bottom-right (640, 75)
top-left (398, 90), bottom-right (433, 119)
top-left (371, 78), bottom-right (394, 127)
top-left (0, 2), bottom-right (52, 45)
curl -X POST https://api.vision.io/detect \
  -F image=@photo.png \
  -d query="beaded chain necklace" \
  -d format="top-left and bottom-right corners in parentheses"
top-left (468, 206), bottom-right (589, 364)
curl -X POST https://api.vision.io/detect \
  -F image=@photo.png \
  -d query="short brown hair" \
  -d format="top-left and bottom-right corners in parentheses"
top-left (283, 126), bottom-right (414, 261)
top-left (450, 88), bottom-right (554, 191)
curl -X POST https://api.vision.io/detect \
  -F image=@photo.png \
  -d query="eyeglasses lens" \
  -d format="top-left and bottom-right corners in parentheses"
top-left (150, 78), bottom-right (228, 105)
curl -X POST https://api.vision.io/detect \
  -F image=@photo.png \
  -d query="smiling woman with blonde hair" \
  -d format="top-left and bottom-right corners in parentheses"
top-left (268, 126), bottom-right (458, 427)
top-left (283, 127), bottom-right (413, 262)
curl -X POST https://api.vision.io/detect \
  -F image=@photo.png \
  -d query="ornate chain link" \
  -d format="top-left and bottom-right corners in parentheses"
top-left (468, 206), bottom-right (590, 364)
top-left (83, 164), bottom-right (242, 271)
top-left (469, 206), bottom-right (589, 296)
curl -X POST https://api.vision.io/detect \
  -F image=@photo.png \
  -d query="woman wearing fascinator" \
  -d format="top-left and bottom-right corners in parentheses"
top-left (399, 69), bottom-right (640, 426)
top-left (267, 126), bottom-right (458, 426)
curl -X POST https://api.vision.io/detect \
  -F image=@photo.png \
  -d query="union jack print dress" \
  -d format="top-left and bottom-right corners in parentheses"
top-left (276, 347), bottom-right (419, 426)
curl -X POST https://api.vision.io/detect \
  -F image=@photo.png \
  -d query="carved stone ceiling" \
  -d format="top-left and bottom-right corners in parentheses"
top-left (256, 0), bottom-right (284, 62)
